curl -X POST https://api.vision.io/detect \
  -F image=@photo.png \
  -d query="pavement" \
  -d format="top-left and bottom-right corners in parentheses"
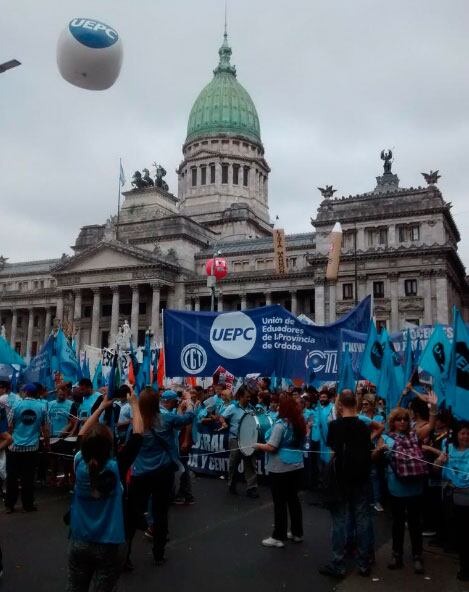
top-left (0, 476), bottom-right (466, 592)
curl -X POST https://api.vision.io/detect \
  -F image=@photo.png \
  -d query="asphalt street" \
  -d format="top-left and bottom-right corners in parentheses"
top-left (0, 476), bottom-right (465, 592)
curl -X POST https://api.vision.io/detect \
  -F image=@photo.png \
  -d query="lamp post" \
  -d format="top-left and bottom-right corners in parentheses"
top-left (0, 59), bottom-right (21, 73)
top-left (207, 233), bottom-right (249, 312)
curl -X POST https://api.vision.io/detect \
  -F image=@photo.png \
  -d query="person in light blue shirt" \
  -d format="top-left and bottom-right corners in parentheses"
top-left (0, 379), bottom-right (20, 414)
top-left (128, 387), bottom-right (194, 565)
top-left (0, 405), bottom-right (12, 579)
top-left (5, 383), bottom-right (49, 512)
top-left (219, 386), bottom-right (259, 497)
top-left (77, 378), bottom-right (103, 427)
top-left (435, 421), bottom-right (469, 581)
top-left (48, 387), bottom-right (73, 437)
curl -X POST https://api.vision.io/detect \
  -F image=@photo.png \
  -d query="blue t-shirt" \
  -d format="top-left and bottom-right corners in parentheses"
top-left (48, 399), bottom-right (73, 436)
top-left (132, 410), bottom-right (194, 476)
top-left (319, 403), bottom-right (334, 462)
top-left (11, 398), bottom-right (47, 448)
top-left (382, 433), bottom-right (424, 497)
top-left (310, 406), bottom-right (320, 442)
top-left (71, 452), bottom-right (125, 544)
top-left (443, 444), bottom-right (469, 489)
top-left (78, 392), bottom-right (102, 424)
top-left (222, 401), bottom-right (250, 439)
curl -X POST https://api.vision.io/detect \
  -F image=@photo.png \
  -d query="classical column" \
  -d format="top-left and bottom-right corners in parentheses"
top-left (26, 308), bottom-right (34, 359)
top-left (90, 288), bottom-right (101, 348)
top-left (327, 282), bottom-right (336, 323)
top-left (265, 291), bottom-right (272, 306)
top-left (422, 271), bottom-right (433, 325)
top-left (73, 289), bottom-right (82, 351)
top-left (10, 308), bottom-right (17, 347)
top-left (110, 286), bottom-right (120, 342)
top-left (240, 293), bottom-right (247, 310)
top-left (44, 308), bottom-right (51, 342)
top-left (290, 290), bottom-right (298, 316)
top-left (314, 277), bottom-right (326, 325)
top-left (435, 271), bottom-right (449, 324)
top-left (389, 273), bottom-right (399, 332)
top-left (55, 292), bottom-right (64, 323)
top-left (131, 285), bottom-right (140, 341)
top-left (174, 281), bottom-right (185, 310)
top-left (194, 297), bottom-right (200, 312)
top-left (217, 292), bottom-right (224, 312)
top-left (151, 283), bottom-right (161, 338)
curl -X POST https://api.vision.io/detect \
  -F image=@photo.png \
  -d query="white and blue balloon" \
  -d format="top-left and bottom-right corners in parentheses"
top-left (57, 18), bottom-right (123, 90)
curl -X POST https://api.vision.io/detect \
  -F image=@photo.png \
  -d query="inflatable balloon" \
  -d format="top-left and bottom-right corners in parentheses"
top-left (206, 257), bottom-right (228, 281)
top-left (57, 18), bottom-right (123, 90)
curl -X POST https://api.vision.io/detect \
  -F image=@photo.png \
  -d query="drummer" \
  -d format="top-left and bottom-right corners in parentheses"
top-left (48, 383), bottom-right (75, 438)
top-left (219, 386), bottom-right (259, 499)
top-left (77, 378), bottom-right (103, 428)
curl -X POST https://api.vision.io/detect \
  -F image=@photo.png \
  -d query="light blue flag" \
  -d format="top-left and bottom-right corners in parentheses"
top-left (338, 346), bottom-right (355, 393)
top-left (136, 334), bottom-right (151, 391)
top-left (53, 329), bottom-right (79, 383)
top-left (419, 324), bottom-right (451, 404)
top-left (403, 330), bottom-right (414, 384)
top-left (23, 335), bottom-right (54, 391)
top-left (270, 371), bottom-right (277, 392)
top-left (92, 361), bottom-right (104, 391)
top-left (359, 320), bottom-right (383, 386)
top-left (82, 353), bottom-right (91, 380)
top-left (448, 308), bottom-right (469, 419)
top-left (377, 337), bottom-right (402, 410)
top-left (0, 336), bottom-right (26, 367)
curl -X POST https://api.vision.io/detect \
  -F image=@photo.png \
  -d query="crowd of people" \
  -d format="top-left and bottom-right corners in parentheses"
top-left (0, 374), bottom-right (469, 590)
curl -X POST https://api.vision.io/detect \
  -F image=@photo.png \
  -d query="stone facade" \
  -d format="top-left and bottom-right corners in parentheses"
top-left (0, 33), bottom-right (468, 358)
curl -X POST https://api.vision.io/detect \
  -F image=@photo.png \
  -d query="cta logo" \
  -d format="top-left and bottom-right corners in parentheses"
top-left (69, 19), bottom-right (118, 48)
top-left (210, 312), bottom-right (256, 360)
top-left (305, 350), bottom-right (337, 374)
top-left (181, 343), bottom-right (207, 375)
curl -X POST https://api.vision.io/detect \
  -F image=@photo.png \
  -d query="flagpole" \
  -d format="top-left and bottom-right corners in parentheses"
top-left (117, 158), bottom-right (122, 241)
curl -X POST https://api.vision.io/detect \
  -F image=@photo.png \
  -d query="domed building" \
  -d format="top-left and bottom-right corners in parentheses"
top-left (178, 31), bottom-right (272, 238)
top-left (0, 30), bottom-right (467, 359)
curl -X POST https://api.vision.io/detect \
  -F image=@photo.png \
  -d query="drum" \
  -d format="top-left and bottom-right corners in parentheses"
top-left (238, 411), bottom-right (274, 457)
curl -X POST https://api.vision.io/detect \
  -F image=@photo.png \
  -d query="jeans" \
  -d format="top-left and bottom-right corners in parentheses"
top-left (330, 481), bottom-right (372, 572)
top-left (390, 494), bottom-right (423, 558)
top-left (177, 456), bottom-right (193, 501)
top-left (67, 540), bottom-right (126, 592)
top-left (128, 465), bottom-right (175, 561)
top-left (228, 438), bottom-right (257, 490)
top-left (454, 505), bottom-right (469, 575)
top-left (270, 469), bottom-right (304, 540)
top-left (5, 450), bottom-right (38, 510)
top-left (370, 464), bottom-right (381, 505)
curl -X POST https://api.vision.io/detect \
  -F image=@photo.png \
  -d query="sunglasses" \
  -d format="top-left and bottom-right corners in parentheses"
top-left (395, 416), bottom-right (409, 422)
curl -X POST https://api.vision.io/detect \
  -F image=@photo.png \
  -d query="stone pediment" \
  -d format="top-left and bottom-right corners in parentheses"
top-left (52, 240), bottom-right (179, 274)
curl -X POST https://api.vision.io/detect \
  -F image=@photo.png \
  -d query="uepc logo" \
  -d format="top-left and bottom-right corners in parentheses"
top-left (210, 312), bottom-right (257, 359)
top-left (69, 19), bottom-right (119, 48)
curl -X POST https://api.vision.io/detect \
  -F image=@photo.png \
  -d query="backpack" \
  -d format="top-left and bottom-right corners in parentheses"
top-left (389, 431), bottom-right (428, 479)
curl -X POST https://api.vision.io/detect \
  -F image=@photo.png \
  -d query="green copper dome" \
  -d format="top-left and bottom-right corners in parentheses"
top-left (186, 33), bottom-right (261, 145)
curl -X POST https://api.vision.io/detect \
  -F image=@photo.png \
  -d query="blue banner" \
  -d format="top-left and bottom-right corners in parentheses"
top-left (163, 296), bottom-right (371, 381)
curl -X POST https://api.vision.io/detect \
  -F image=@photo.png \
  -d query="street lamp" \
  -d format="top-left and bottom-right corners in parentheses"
top-left (0, 59), bottom-right (21, 73)
top-left (207, 233), bottom-right (250, 311)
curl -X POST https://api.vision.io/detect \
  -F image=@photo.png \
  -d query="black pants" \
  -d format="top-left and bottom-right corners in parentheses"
top-left (5, 450), bottom-right (38, 510)
top-left (390, 494), bottom-right (423, 558)
top-left (128, 465), bottom-right (174, 561)
top-left (454, 505), bottom-right (469, 575)
top-left (269, 469), bottom-right (303, 540)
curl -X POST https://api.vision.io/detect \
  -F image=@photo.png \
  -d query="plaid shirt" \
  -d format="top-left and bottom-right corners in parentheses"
top-left (389, 431), bottom-right (428, 478)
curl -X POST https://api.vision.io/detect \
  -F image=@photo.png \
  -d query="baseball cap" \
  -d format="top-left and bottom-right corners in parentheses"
top-left (23, 383), bottom-right (38, 395)
top-left (161, 389), bottom-right (179, 401)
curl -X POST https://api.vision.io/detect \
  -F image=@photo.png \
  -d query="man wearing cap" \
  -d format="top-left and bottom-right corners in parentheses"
top-left (5, 383), bottom-right (49, 512)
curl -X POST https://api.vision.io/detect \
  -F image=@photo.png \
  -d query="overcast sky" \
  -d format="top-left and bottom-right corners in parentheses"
top-left (2, 0), bottom-right (469, 267)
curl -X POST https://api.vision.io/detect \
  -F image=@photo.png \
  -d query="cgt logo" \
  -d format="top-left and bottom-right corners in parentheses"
top-left (181, 343), bottom-right (207, 375)
top-left (69, 18), bottom-right (119, 49)
top-left (20, 409), bottom-right (37, 426)
top-left (210, 312), bottom-right (256, 359)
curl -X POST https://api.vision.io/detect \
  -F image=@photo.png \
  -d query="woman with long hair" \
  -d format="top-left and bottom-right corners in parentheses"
top-left (67, 388), bottom-right (143, 590)
top-left (128, 387), bottom-right (194, 566)
top-left (373, 402), bottom-right (435, 575)
top-left (255, 393), bottom-right (306, 547)
top-left (435, 421), bottom-right (469, 581)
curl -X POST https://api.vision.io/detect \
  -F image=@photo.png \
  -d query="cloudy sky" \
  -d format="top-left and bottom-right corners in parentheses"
top-left (2, 0), bottom-right (469, 266)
